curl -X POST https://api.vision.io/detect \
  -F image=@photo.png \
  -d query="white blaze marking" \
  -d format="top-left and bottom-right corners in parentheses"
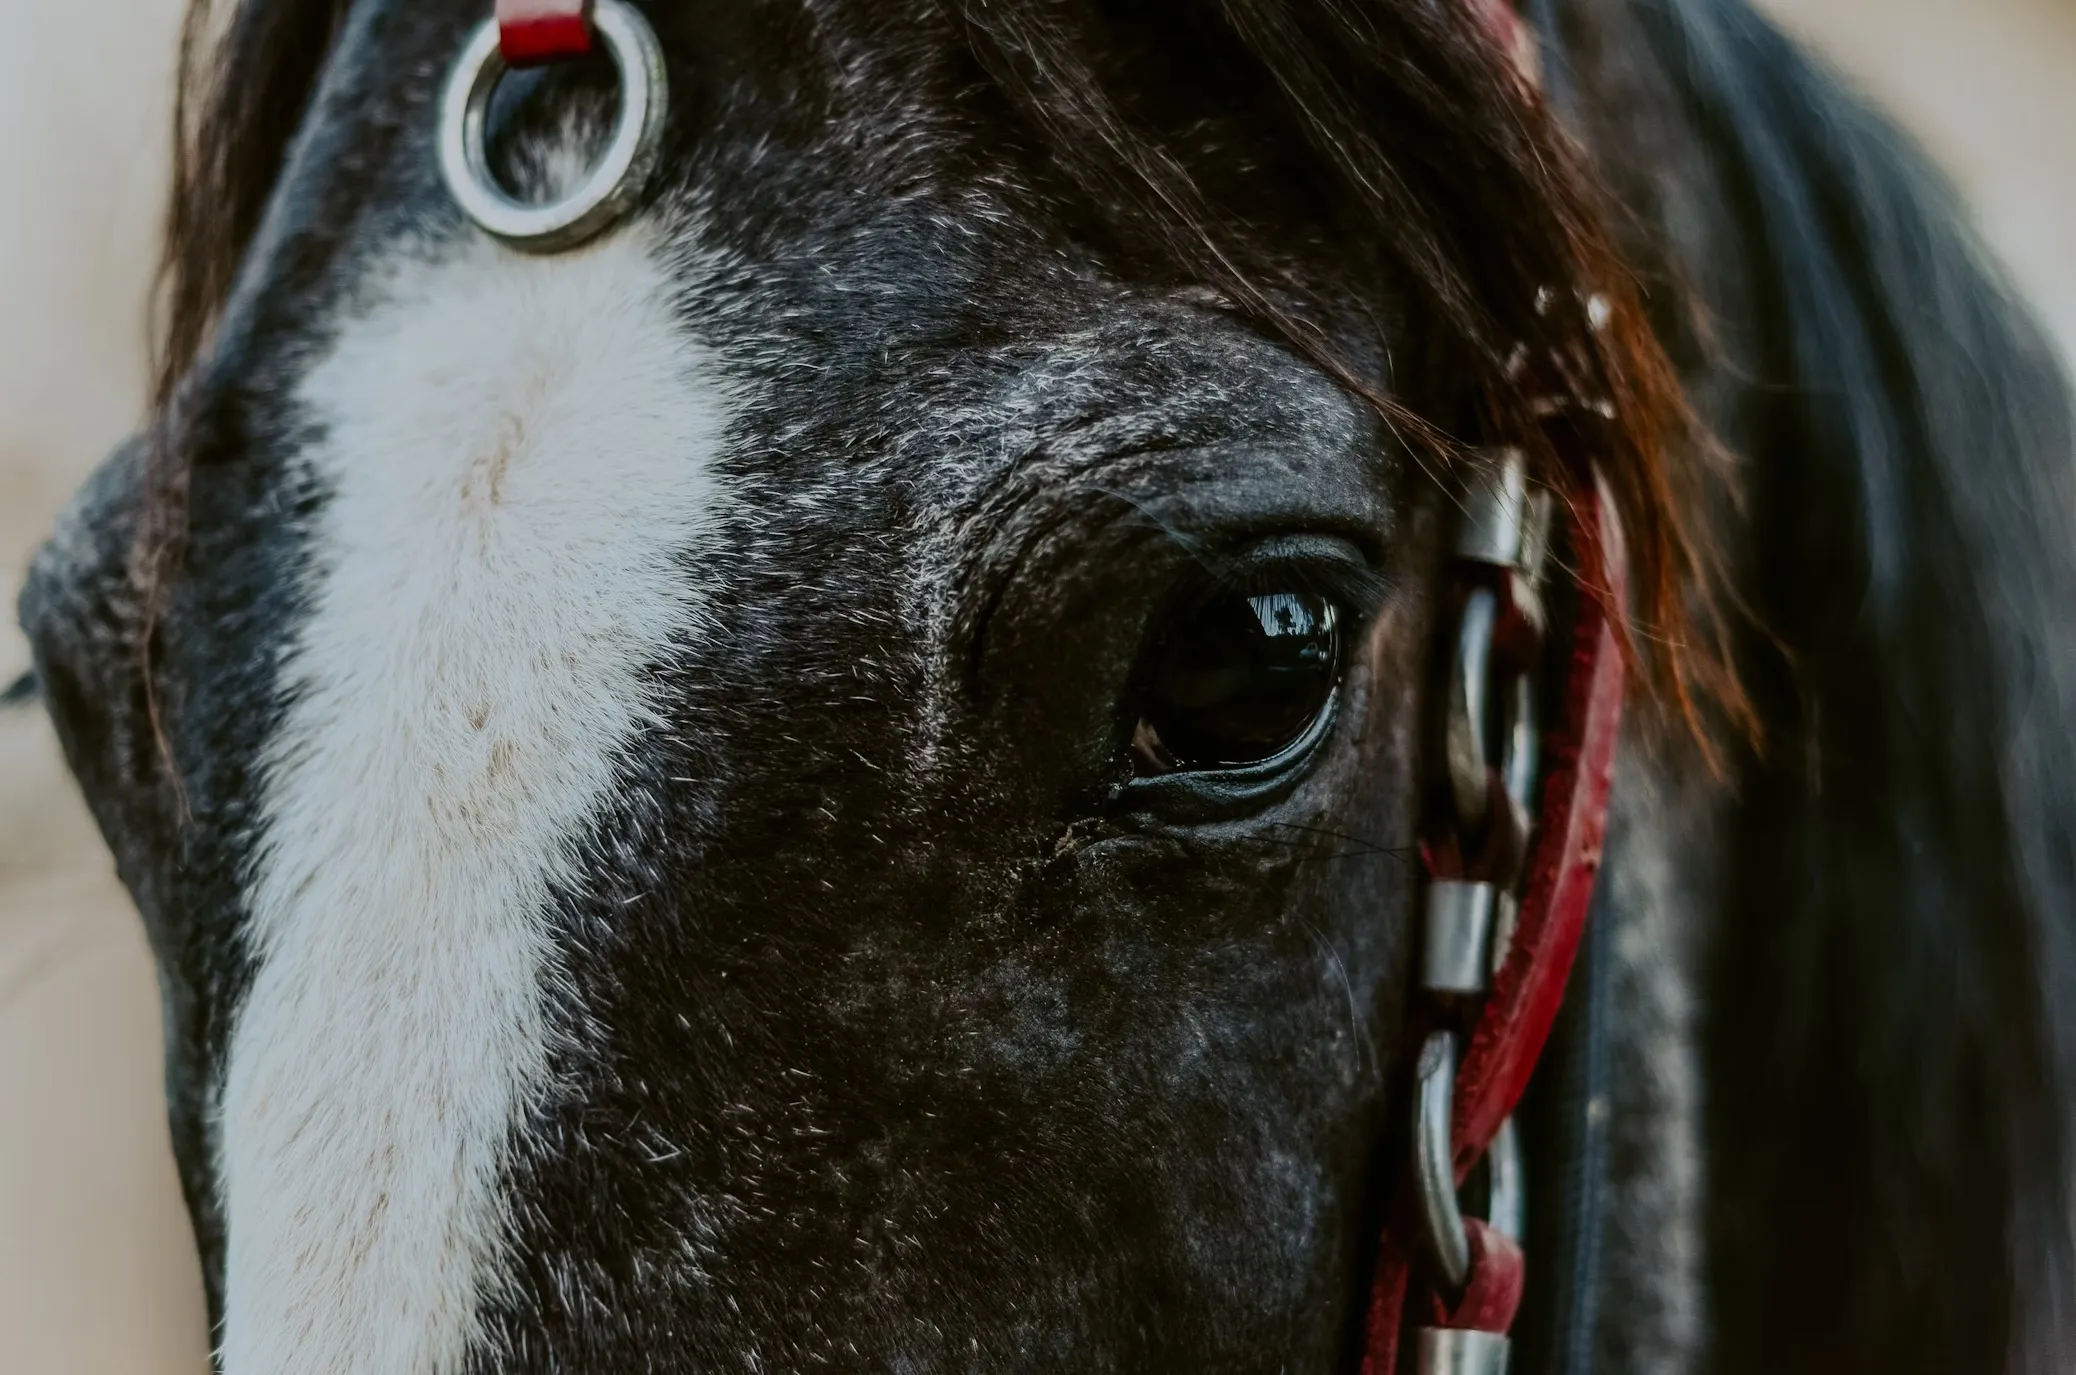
top-left (220, 230), bottom-right (734, 1373)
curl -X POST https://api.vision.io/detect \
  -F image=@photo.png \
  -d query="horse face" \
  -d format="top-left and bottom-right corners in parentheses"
top-left (26, 4), bottom-right (1440, 1367)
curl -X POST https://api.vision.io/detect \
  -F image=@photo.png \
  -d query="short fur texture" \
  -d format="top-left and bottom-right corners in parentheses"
top-left (19, 0), bottom-right (2076, 1370)
top-left (222, 229), bottom-right (739, 1372)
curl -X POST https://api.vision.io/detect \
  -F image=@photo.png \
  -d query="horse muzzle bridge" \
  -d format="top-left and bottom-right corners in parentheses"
top-left (431, 4), bottom-right (1626, 1373)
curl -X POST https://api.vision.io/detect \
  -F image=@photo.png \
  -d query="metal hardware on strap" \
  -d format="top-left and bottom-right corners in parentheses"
top-left (1414, 451), bottom-right (1553, 1304)
top-left (1500, 676), bottom-right (1538, 814)
top-left (1418, 1328), bottom-right (1511, 1375)
top-left (1415, 1219), bottom-right (1526, 1373)
top-left (439, 0), bottom-right (667, 253)
top-left (1387, 441), bottom-right (1620, 1375)
top-left (1413, 1030), bottom-right (1472, 1289)
top-left (1450, 485), bottom-right (1625, 1169)
top-left (1441, 451), bottom-right (1553, 855)
top-left (1485, 1117), bottom-right (1524, 1242)
top-left (1444, 587), bottom-right (1500, 831)
top-left (1366, 17), bottom-right (1624, 1375)
top-left (1423, 882), bottom-right (1498, 996)
top-left (1456, 451), bottom-right (1529, 567)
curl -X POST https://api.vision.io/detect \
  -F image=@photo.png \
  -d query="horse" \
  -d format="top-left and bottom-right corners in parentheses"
top-left (16, 0), bottom-right (2076, 1368)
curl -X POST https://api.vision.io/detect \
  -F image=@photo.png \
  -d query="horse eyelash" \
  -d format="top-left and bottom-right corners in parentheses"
top-left (1192, 545), bottom-right (1397, 628)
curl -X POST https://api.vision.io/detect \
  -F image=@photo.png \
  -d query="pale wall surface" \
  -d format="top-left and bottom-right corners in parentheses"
top-left (0, 2), bottom-right (2069, 1369)
top-left (0, 1), bottom-right (212, 1370)
top-left (1758, 0), bottom-right (2076, 369)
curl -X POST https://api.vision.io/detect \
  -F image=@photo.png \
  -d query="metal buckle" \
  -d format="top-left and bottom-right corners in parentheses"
top-left (438, 0), bottom-right (669, 252)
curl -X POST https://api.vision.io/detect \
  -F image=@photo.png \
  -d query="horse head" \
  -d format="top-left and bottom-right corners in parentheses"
top-left (20, 0), bottom-right (2076, 1370)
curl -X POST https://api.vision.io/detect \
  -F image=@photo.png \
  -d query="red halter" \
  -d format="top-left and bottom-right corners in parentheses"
top-left (490, 6), bottom-right (1612, 1374)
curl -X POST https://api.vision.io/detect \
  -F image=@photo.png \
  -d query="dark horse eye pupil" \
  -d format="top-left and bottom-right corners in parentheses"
top-left (1138, 590), bottom-right (1340, 772)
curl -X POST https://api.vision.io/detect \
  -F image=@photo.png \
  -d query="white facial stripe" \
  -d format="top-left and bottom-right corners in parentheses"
top-left (220, 229), bottom-right (734, 1374)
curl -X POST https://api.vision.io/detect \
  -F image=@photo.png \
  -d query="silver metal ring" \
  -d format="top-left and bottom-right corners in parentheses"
top-left (1445, 586), bottom-right (1499, 830)
top-left (1415, 1029), bottom-right (1472, 1290)
top-left (1485, 1116), bottom-right (1524, 1242)
top-left (437, 0), bottom-right (668, 253)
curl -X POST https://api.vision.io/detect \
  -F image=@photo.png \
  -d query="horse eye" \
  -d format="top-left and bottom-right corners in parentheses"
top-left (1133, 589), bottom-right (1342, 774)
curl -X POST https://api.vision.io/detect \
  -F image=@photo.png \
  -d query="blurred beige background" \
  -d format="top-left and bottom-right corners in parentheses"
top-left (1, 1), bottom-right (2071, 1369)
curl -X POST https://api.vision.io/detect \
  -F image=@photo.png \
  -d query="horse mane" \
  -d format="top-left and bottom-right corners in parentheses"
top-left (1643, 3), bottom-right (2076, 1369)
top-left (148, 0), bottom-right (1736, 737)
top-left (140, 0), bottom-right (348, 766)
top-left (156, 0), bottom-right (349, 413)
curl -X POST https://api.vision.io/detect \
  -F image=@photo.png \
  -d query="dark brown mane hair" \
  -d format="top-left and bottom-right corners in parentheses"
top-left (149, 0), bottom-right (1742, 741)
top-left (142, 0), bottom-right (350, 771)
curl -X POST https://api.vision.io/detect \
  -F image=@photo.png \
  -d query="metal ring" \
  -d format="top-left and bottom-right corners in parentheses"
top-left (437, 0), bottom-right (669, 253)
top-left (1499, 673), bottom-right (1537, 814)
top-left (1445, 587), bottom-right (1499, 831)
top-left (1414, 1029), bottom-right (1472, 1290)
top-left (1485, 1116), bottom-right (1524, 1242)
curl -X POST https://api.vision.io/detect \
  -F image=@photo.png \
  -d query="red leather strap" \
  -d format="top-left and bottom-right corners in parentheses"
top-left (1427, 1222), bottom-right (1526, 1334)
top-left (1470, 0), bottom-right (1541, 85)
top-left (1361, 1256), bottom-right (1412, 1375)
top-left (1361, 487), bottom-right (1627, 1373)
top-left (497, 0), bottom-right (594, 67)
top-left (1452, 491), bottom-right (1625, 1170)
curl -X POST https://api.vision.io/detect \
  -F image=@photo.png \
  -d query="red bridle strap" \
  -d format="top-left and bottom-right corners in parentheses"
top-left (1361, 488), bottom-right (1627, 1373)
top-left (1453, 492), bottom-right (1625, 1166)
top-left (497, 0), bottom-right (594, 67)
top-left (1351, 8), bottom-right (1592, 1369)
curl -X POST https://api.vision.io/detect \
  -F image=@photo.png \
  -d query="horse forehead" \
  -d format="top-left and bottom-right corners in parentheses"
top-left (203, 204), bottom-right (1308, 1368)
